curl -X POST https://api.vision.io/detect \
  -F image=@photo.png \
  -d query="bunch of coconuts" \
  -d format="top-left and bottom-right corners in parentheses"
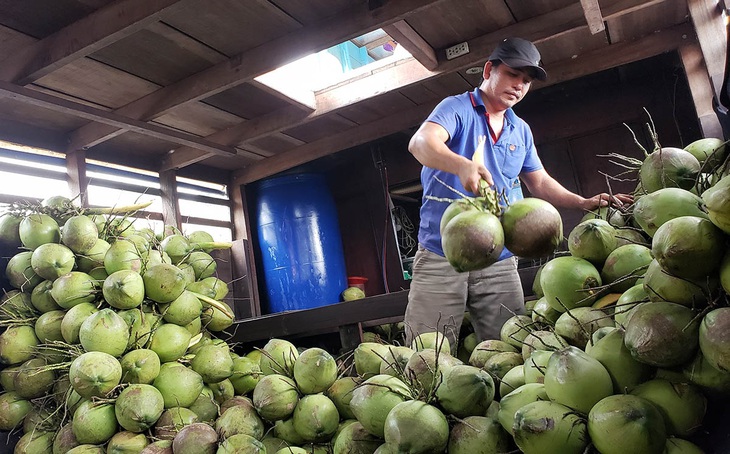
top-left (0, 195), bottom-right (244, 453)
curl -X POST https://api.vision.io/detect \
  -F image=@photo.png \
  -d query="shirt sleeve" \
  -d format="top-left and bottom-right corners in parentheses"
top-left (424, 96), bottom-right (463, 145)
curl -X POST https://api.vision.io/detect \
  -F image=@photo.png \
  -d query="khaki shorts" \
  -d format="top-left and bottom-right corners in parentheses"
top-left (404, 245), bottom-right (525, 349)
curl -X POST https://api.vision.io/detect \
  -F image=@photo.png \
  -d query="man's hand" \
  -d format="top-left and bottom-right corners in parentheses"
top-left (583, 193), bottom-right (633, 210)
top-left (459, 135), bottom-right (494, 194)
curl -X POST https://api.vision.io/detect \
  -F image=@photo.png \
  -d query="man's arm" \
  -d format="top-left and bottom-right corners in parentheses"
top-left (409, 122), bottom-right (491, 194)
top-left (520, 168), bottom-right (631, 211)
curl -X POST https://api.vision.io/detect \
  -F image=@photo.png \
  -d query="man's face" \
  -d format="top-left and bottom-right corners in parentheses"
top-left (482, 62), bottom-right (534, 110)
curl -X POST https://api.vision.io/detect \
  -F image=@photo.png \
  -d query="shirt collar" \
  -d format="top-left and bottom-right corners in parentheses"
top-left (470, 87), bottom-right (517, 127)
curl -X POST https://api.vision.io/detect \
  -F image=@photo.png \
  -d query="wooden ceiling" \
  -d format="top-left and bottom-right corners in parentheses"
top-left (0, 0), bottom-right (722, 186)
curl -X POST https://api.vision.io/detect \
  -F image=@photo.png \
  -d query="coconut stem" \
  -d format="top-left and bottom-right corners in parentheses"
top-left (84, 201), bottom-right (154, 215)
top-left (188, 291), bottom-right (234, 319)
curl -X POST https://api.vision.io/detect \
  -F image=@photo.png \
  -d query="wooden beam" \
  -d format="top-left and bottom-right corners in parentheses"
top-left (233, 22), bottom-right (695, 185)
top-left (66, 149), bottom-right (88, 207)
top-left (382, 20), bottom-right (438, 70)
top-left (0, 80), bottom-right (238, 156)
top-left (0, 0), bottom-right (190, 85)
top-left (580, 0), bottom-right (606, 34)
top-left (65, 0), bottom-right (449, 153)
top-left (679, 42), bottom-right (724, 138)
top-left (233, 102), bottom-right (436, 185)
top-left (688, 0), bottom-right (727, 97)
top-left (540, 22), bottom-right (694, 88)
top-left (159, 169), bottom-right (181, 230)
top-left (248, 78), bottom-right (316, 112)
top-left (160, 105), bottom-right (308, 170)
top-left (437, 0), bottom-right (668, 73)
top-left (162, 0), bottom-right (675, 171)
top-left (228, 290), bottom-right (409, 343)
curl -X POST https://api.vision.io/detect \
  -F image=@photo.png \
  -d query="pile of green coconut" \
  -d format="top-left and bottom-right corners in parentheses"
top-left (2, 129), bottom-right (730, 453)
top-left (0, 196), bottom-right (239, 453)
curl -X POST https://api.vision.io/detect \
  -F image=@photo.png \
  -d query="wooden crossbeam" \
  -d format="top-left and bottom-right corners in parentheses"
top-left (162, 0), bottom-right (671, 171)
top-left (382, 20), bottom-right (438, 70)
top-left (231, 22), bottom-right (694, 185)
top-left (0, 0), bottom-right (190, 85)
top-left (65, 0), bottom-right (449, 153)
top-left (580, 0), bottom-right (606, 34)
top-left (0, 80), bottom-right (237, 156)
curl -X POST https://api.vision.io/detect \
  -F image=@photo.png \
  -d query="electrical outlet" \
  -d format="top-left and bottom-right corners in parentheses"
top-left (445, 42), bottom-right (469, 60)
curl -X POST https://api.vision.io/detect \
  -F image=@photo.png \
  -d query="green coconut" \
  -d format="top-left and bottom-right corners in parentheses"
top-left (698, 307), bottom-right (730, 372)
top-left (501, 197), bottom-right (563, 259)
top-left (530, 296), bottom-right (561, 325)
top-left (540, 256), bottom-right (602, 312)
top-left (410, 331), bottom-right (451, 353)
top-left (601, 243), bottom-right (653, 293)
top-left (664, 437), bottom-right (706, 454)
top-left (639, 147), bottom-right (700, 193)
top-left (259, 338), bottom-right (299, 376)
top-left (630, 378), bottom-right (706, 437)
top-left (544, 346), bottom-right (613, 414)
top-left (624, 301), bottom-right (700, 368)
top-left (435, 364), bottom-right (494, 418)
top-left (73, 400), bottom-right (118, 445)
top-left (383, 400), bottom-right (449, 453)
top-left (613, 284), bottom-right (648, 327)
top-left (588, 394), bottom-right (667, 454)
top-left (520, 330), bottom-right (568, 361)
top-left (633, 188), bottom-right (708, 237)
top-left (702, 173), bottom-right (730, 233)
top-left (448, 415), bottom-right (511, 454)
top-left (349, 374), bottom-right (412, 438)
top-left (651, 216), bottom-right (725, 279)
top-left (587, 327), bottom-right (653, 393)
top-left (497, 383), bottom-right (549, 435)
top-left (523, 350), bottom-right (552, 385)
top-left (499, 314), bottom-right (533, 349)
top-left (554, 307), bottom-right (614, 350)
top-left (291, 394), bottom-right (340, 442)
top-left (252, 374), bottom-right (299, 422)
top-left (442, 210), bottom-right (504, 272)
top-left (154, 364), bottom-right (204, 409)
top-left (379, 345), bottom-right (415, 376)
top-left (69, 351), bottom-right (122, 399)
top-left (51, 271), bottom-right (98, 309)
top-left (682, 352), bottom-right (730, 397)
top-left (468, 339), bottom-right (518, 368)
top-left (115, 384), bottom-right (165, 433)
top-left (499, 365), bottom-right (525, 397)
top-left (642, 259), bottom-right (716, 308)
top-left (332, 420), bottom-right (383, 454)
top-left (230, 356), bottom-right (263, 395)
top-left (567, 218), bottom-right (618, 266)
top-left (215, 402), bottom-right (265, 441)
top-left (403, 348), bottom-right (460, 395)
top-left (293, 347), bottom-right (338, 395)
top-left (513, 400), bottom-right (588, 454)
top-left (325, 377), bottom-right (361, 420)
top-left (190, 343), bottom-right (234, 384)
top-left (684, 137), bottom-right (727, 168)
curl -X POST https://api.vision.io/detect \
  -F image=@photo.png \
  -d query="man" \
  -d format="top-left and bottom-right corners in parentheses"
top-left (405, 37), bottom-right (631, 347)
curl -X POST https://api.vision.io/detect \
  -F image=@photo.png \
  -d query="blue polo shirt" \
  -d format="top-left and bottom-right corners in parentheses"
top-left (418, 87), bottom-right (544, 259)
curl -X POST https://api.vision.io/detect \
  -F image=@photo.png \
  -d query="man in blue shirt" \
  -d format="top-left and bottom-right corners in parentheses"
top-left (405, 37), bottom-right (631, 348)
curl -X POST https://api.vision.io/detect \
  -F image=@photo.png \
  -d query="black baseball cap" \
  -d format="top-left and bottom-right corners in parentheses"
top-left (488, 37), bottom-right (547, 81)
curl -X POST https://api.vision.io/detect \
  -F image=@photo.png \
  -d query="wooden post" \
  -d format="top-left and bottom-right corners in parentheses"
top-left (159, 169), bottom-right (181, 231)
top-left (688, 0), bottom-right (727, 97)
top-left (228, 178), bottom-right (260, 319)
top-left (66, 149), bottom-right (88, 207)
top-left (680, 42), bottom-right (724, 138)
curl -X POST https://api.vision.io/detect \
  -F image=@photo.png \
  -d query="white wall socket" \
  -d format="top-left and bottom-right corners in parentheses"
top-left (445, 42), bottom-right (469, 60)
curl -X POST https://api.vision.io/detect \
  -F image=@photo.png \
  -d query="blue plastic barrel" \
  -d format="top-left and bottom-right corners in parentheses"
top-left (254, 173), bottom-right (348, 314)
